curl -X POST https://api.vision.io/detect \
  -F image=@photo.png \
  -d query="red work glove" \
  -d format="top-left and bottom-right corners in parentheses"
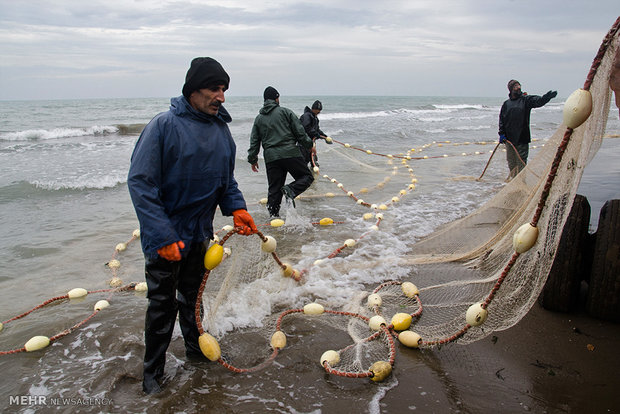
top-left (157, 241), bottom-right (185, 261)
top-left (232, 209), bottom-right (258, 235)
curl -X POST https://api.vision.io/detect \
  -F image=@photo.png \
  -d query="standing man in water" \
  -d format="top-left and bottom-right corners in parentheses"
top-left (247, 86), bottom-right (314, 217)
top-left (498, 79), bottom-right (557, 180)
top-left (128, 57), bottom-right (257, 394)
top-left (299, 100), bottom-right (332, 168)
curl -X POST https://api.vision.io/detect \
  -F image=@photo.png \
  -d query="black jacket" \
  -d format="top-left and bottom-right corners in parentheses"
top-left (499, 91), bottom-right (554, 145)
top-left (300, 106), bottom-right (325, 140)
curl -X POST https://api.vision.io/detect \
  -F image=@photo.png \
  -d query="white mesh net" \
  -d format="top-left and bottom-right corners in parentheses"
top-left (197, 21), bottom-right (619, 378)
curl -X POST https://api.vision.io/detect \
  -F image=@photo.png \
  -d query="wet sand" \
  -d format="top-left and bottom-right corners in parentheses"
top-left (381, 301), bottom-right (620, 413)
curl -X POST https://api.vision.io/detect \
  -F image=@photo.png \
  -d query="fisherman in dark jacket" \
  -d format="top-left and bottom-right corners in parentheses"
top-left (247, 87), bottom-right (314, 217)
top-left (498, 79), bottom-right (557, 179)
top-left (128, 57), bottom-right (257, 394)
top-left (299, 100), bottom-right (331, 167)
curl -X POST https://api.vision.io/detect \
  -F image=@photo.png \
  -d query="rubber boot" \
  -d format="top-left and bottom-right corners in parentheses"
top-left (142, 256), bottom-right (180, 394)
top-left (143, 297), bottom-right (177, 394)
top-left (281, 185), bottom-right (296, 208)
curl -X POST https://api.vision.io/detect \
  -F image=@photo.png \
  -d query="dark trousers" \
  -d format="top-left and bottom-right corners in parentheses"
top-left (506, 142), bottom-right (529, 179)
top-left (266, 157), bottom-right (314, 216)
top-left (142, 242), bottom-right (206, 393)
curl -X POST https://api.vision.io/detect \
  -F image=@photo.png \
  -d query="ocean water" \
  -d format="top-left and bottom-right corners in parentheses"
top-left (0, 95), bottom-right (618, 413)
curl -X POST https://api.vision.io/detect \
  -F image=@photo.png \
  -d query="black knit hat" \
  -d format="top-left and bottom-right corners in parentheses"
top-left (182, 57), bottom-right (230, 99)
top-left (311, 100), bottom-right (322, 110)
top-left (263, 86), bottom-right (280, 101)
top-left (507, 79), bottom-right (520, 91)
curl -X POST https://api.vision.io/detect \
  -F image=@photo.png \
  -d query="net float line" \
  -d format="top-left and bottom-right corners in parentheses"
top-left (320, 166), bottom-right (416, 212)
top-left (217, 349), bottom-right (281, 374)
top-left (331, 138), bottom-right (502, 161)
top-left (104, 229), bottom-right (142, 288)
top-left (0, 284), bottom-right (139, 355)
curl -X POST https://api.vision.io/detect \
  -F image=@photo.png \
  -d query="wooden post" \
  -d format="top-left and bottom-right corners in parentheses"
top-left (586, 200), bottom-right (620, 322)
top-left (540, 194), bottom-right (592, 312)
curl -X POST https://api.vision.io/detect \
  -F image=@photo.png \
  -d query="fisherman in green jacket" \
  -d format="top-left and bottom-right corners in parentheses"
top-left (248, 86), bottom-right (314, 217)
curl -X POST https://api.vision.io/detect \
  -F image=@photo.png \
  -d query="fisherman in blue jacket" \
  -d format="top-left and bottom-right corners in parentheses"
top-left (128, 57), bottom-right (257, 394)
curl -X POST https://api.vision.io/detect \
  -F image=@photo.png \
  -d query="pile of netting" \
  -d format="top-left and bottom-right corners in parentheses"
top-left (191, 18), bottom-right (619, 381)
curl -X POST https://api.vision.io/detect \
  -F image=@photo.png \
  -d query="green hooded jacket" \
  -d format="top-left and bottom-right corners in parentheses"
top-left (247, 100), bottom-right (313, 164)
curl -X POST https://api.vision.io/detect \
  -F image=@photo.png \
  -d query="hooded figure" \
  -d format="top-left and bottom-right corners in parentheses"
top-left (498, 80), bottom-right (557, 179)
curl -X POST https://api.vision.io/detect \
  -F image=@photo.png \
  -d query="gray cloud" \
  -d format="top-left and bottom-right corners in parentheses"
top-left (0, 0), bottom-right (618, 99)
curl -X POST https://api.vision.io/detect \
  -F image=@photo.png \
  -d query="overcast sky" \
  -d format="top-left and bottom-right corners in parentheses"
top-left (1, 1), bottom-right (618, 100)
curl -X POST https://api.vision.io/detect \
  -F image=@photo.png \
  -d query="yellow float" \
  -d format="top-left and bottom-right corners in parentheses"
top-left (281, 263), bottom-right (294, 277)
top-left (270, 218), bottom-right (285, 227)
top-left (198, 332), bottom-right (221, 361)
top-left (391, 313), bottom-right (412, 331)
top-left (401, 282), bottom-right (419, 298)
top-left (204, 243), bottom-right (224, 270)
top-left (369, 361), bottom-right (392, 382)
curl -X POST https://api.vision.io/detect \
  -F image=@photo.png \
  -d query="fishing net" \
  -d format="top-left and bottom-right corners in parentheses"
top-left (4, 20), bottom-right (615, 384)
top-left (192, 20), bottom-right (619, 380)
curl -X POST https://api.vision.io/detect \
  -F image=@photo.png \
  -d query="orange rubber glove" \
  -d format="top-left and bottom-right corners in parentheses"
top-left (232, 209), bottom-right (258, 235)
top-left (157, 240), bottom-right (185, 261)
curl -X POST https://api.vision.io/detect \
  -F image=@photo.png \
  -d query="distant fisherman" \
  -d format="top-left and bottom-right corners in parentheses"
top-left (498, 80), bottom-right (557, 180)
top-left (299, 100), bottom-right (332, 168)
top-left (128, 57), bottom-right (257, 394)
top-left (247, 86), bottom-right (314, 217)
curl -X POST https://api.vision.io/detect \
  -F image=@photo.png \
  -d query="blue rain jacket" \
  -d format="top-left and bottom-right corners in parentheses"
top-left (128, 96), bottom-right (246, 258)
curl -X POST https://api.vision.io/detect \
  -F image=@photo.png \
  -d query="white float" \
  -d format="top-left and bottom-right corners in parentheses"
top-left (466, 302), bottom-right (488, 326)
top-left (563, 88), bottom-right (592, 129)
top-left (320, 350), bottom-right (340, 367)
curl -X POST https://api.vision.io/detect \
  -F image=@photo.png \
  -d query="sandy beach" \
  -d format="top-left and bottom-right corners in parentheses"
top-left (380, 298), bottom-right (620, 413)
